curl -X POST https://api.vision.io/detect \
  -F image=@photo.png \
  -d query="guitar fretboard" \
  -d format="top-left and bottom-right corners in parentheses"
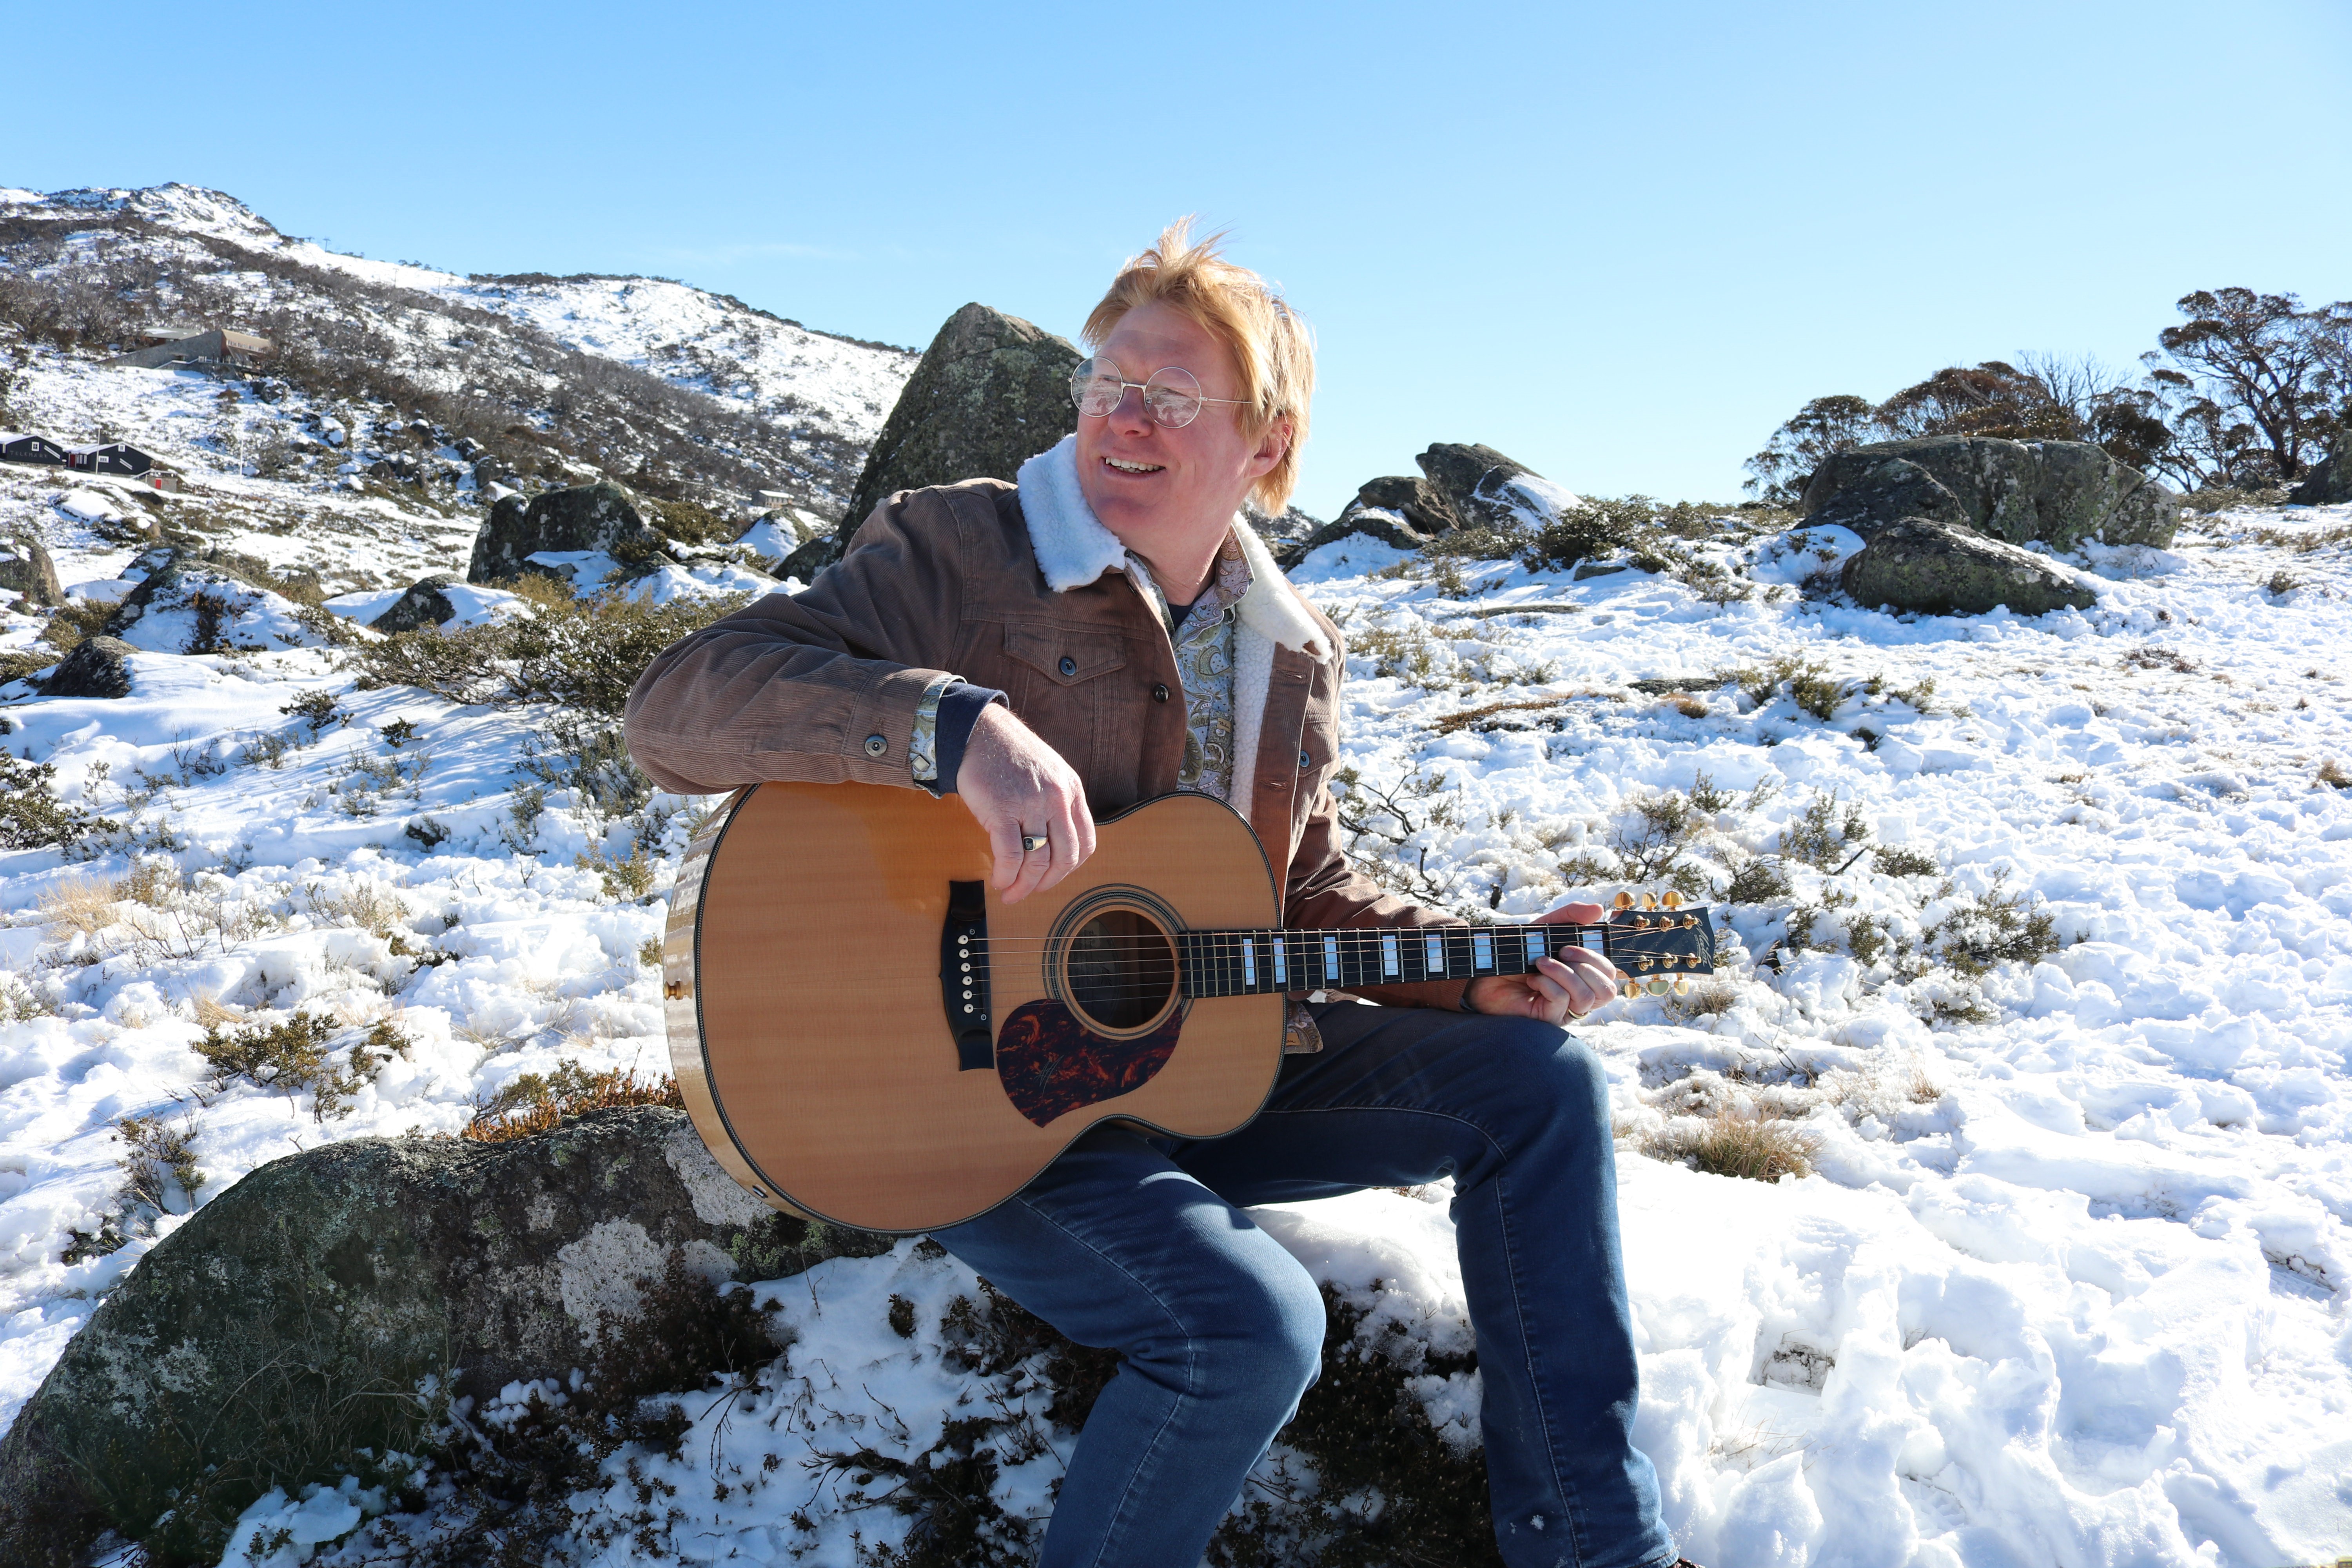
top-left (1173, 924), bottom-right (1605, 999)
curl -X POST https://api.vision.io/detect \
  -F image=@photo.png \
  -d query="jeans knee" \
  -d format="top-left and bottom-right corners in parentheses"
top-left (1207, 1254), bottom-right (1326, 1406)
top-left (1483, 1019), bottom-right (1609, 1129)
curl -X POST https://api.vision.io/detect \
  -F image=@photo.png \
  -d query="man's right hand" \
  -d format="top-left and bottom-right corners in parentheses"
top-left (955, 704), bottom-right (1098, 904)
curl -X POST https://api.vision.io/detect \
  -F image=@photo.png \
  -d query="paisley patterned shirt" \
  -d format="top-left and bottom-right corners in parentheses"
top-left (1128, 534), bottom-right (1252, 802)
top-left (1132, 533), bottom-right (1325, 1051)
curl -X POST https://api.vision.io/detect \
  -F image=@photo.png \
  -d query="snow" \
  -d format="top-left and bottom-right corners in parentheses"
top-left (1, 214), bottom-right (2348, 1557)
top-left (4, 489), bottom-right (2332, 1564)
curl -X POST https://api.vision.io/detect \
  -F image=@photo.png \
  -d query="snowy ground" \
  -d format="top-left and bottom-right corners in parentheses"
top-left (3, 474), bottom-right (2351, 1565)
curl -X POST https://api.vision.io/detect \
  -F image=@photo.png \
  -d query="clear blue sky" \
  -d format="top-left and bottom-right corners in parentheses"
top-left (7, 0), bottom-right (2347, 519)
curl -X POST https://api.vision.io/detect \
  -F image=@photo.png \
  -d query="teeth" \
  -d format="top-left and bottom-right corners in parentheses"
top-left (1105, 457), bottom-right (1162, 473)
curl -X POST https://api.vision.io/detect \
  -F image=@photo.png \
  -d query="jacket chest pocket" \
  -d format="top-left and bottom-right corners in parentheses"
top-left (995, 624), bottom-right (1131, 782)
top-left (1002, 626), bottom-right (1128, 687)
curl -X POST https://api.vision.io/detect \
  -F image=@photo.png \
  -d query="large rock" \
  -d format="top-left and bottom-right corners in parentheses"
top-left (1802, 436), bottom-right (2181, 551)
top-left (0, 1107), bottom-right (886, 1567)
top-left (1350, 474), bottom-right (1466, 537)
top-left (1285, 508), bottom-right (1430, 564)
top-left (2289, 429), bottom-right (2352, 506)
top-left (1802, 452), bottom-right (1974, 536)
top-left (38, 635), bottom-right (136, 698)
top-left (466, 482), bottom-right (673, 584)
top-left (828, 302), bottom-right (1085, 567)
top-left (100, 549), bottom-right (318, 654)
top-left (1414, 442), bottom-right (1539, 529)
top-left (369, 574), bottom-right (460, 632)
top-left (0, 535), bottom-right (63, 608)
top-left (1840, 517), bottom-right (2098, 617)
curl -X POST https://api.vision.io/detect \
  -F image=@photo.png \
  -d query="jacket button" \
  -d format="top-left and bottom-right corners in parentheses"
top-left (1151, 683), bottom-right (1170, 703)
top-left (864, 734), bottom-right (887, 757)
top-left (1058, 656), bottom-right (1077, 676)
top-left (1299, 750), bottom-right (1313, 769)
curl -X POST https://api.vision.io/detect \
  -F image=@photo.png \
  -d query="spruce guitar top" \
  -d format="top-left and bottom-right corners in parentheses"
top-left (662, 782), bottom-right (1717, 1233)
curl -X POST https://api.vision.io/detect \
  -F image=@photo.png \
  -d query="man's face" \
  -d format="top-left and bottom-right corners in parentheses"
top-left (1074, 300), bottom-right (1287, 550)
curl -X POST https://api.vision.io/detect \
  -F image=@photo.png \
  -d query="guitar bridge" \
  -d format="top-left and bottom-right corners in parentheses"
top-left (941, 880), bottom-right (993, 1070)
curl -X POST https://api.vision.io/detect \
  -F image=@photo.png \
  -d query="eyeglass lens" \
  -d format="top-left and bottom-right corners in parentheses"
top-left (1069, 358), bottom-right (1206, 429)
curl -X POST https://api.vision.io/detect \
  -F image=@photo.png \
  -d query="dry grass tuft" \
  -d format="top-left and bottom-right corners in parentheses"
top-left (2317, 758), bottom-right (2352, 790)
top-left (190, 995), bottom-right (244, 1029)
top-left (1428, 695), bottom-right (1564, 736)
top-left (1665, 979), bottom-right (1741, 1019)
top-left (464, 1062), bottom-right (683, 1143)
top-left (1646, 1107), bottom-right (1819, 1182)
top-left (36, 876), bottom-right (118, 938)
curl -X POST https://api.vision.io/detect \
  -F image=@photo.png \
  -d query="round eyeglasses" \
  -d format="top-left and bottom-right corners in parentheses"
top-left (1069, 356), bottom-right (1250, 429)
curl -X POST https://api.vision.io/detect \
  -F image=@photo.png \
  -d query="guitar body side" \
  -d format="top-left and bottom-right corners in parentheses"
top-left (667, 783), bottom-right (1285, 1233)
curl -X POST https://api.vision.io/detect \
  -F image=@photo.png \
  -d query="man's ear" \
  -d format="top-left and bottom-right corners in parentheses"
top-left (1245, 416), bottom-right (1292, 484)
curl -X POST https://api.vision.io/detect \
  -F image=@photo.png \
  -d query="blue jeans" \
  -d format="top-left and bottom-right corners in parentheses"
top-left (934, 1002), bottom-right (1675, 1568)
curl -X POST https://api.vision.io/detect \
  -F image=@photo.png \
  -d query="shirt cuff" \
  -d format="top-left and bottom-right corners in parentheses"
top-left (914, 679), bottom-right (1006, 796)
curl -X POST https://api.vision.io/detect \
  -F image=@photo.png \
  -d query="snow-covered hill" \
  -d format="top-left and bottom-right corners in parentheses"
top-left (0, 183), bottom-right (916, 519)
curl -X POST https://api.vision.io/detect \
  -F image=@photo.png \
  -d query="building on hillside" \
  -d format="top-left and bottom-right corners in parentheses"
top-left (104, 328), bottom-right (275, 372)
top-left (65, 443), bottom-right (154, 477)
top-left (0, 432), bottom-right (71, 466)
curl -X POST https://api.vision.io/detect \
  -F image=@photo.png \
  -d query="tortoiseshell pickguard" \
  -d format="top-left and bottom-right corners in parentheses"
top-left (995, 1000), bottom-right (1183, 1128)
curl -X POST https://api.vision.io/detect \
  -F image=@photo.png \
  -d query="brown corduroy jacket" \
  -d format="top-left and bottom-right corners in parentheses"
top-left (621, 478), bottom-right (1471, 1011)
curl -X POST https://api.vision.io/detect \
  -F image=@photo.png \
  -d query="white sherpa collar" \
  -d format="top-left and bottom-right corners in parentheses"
top-left (1014, 435), bottom-right (1328, 657)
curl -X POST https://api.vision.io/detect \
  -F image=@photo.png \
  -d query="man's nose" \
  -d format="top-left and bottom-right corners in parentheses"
top-left (1107, 384), bottom-right (1154, 434)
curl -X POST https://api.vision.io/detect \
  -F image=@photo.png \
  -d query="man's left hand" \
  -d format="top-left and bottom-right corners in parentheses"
top-left (1462, 902), bottom-right (1616, 1023)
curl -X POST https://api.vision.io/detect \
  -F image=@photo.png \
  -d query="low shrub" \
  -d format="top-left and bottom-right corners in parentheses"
top-left (1780, 789), bottom-right (1871, 869)
top-left (114, 1112), bottom-right (206, 1214)
top-left (39, 599), bottom-right (114, 654)
top-left (464, 1063), bottom-right (683, 1143)
top-left (350, 587), bottom-right (749, 718)
top-left (195, 1012), bottom-right (410, 1119)
top-left (1871, 845), bottom-right (1940, 877)
top-left (1927, 874), bottom-right (2060, 978)
top-left (279, 689), bottom-right (344, 731)
top-left (0, 752), bottom-right (115, 849)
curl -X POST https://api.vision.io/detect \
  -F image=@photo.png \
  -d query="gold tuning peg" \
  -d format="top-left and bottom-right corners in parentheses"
top-left (1639, 890), bottom-right (1658, 910)
top-left (1646, 976), bottom-right (1671, 996)
top-left (1613, 891), bottom-right (1634, 910)
top-left (1662, 890), bottom-right (1682, 909)
top-left (1620, 980), bottom-right (1640, 1000)
top-left (1673, 975), bottom-right (1693, 996)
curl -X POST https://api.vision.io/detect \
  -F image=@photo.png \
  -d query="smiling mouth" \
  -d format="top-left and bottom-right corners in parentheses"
top-left (1102, 457), bottom-right (1164, 475)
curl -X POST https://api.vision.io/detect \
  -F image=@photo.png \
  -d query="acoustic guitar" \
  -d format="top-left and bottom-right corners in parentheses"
top-left (661, 782), bottom-right (1718, 1233)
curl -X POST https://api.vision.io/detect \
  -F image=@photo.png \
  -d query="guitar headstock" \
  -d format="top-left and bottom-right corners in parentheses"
top-left (1606, 889), bottom-right (1717, 997)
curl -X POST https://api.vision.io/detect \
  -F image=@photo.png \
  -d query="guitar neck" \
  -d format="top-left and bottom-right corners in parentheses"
top-left (1176, 922), bottom-right (1625, 999)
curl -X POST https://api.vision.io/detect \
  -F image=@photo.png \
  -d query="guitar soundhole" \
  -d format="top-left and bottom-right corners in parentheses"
top-left (1064, 910), bottom-right (1176, 1033)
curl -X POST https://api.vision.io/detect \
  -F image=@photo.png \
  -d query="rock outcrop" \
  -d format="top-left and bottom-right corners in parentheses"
top-left (99, 548), bottom-right (318, 653)
top-left (38, 635), bottom-right (137, 699)
top-left (819, 303), bottom-right (1083, 576)
top-left (1414, 441), bottom-right (1541, 530)
top-left (2289, 429), bottom-right (2352, 506)
top-left (368, 575), bottom-right (461, 633)
top-left (1802, 436), bottom-right (2181, 551)
top-left (0, 535), bottom-right (63, 608)
top-left (0, 1107), bottom-right (888, 1567)
top-left (1291, 441), bottom-right (1566, 563)
top-left (465, 482), bottom-right (673, 585)
top-left (1840, 517), bottom-right (2098, 617)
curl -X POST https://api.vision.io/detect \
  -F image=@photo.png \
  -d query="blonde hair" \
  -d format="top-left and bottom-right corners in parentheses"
top-left (1082, 219), bottom-right (1313, 514)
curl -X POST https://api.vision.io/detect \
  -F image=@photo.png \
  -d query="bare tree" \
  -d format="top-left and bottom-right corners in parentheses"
top-left (1742, 394), bottom-right (1877, 504)
top-left (2141, 288), bottom-right (2352, 485)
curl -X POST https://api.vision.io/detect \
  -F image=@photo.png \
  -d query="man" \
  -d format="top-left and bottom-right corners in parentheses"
top-left (623, 223), bottom-right (1682, 1568)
